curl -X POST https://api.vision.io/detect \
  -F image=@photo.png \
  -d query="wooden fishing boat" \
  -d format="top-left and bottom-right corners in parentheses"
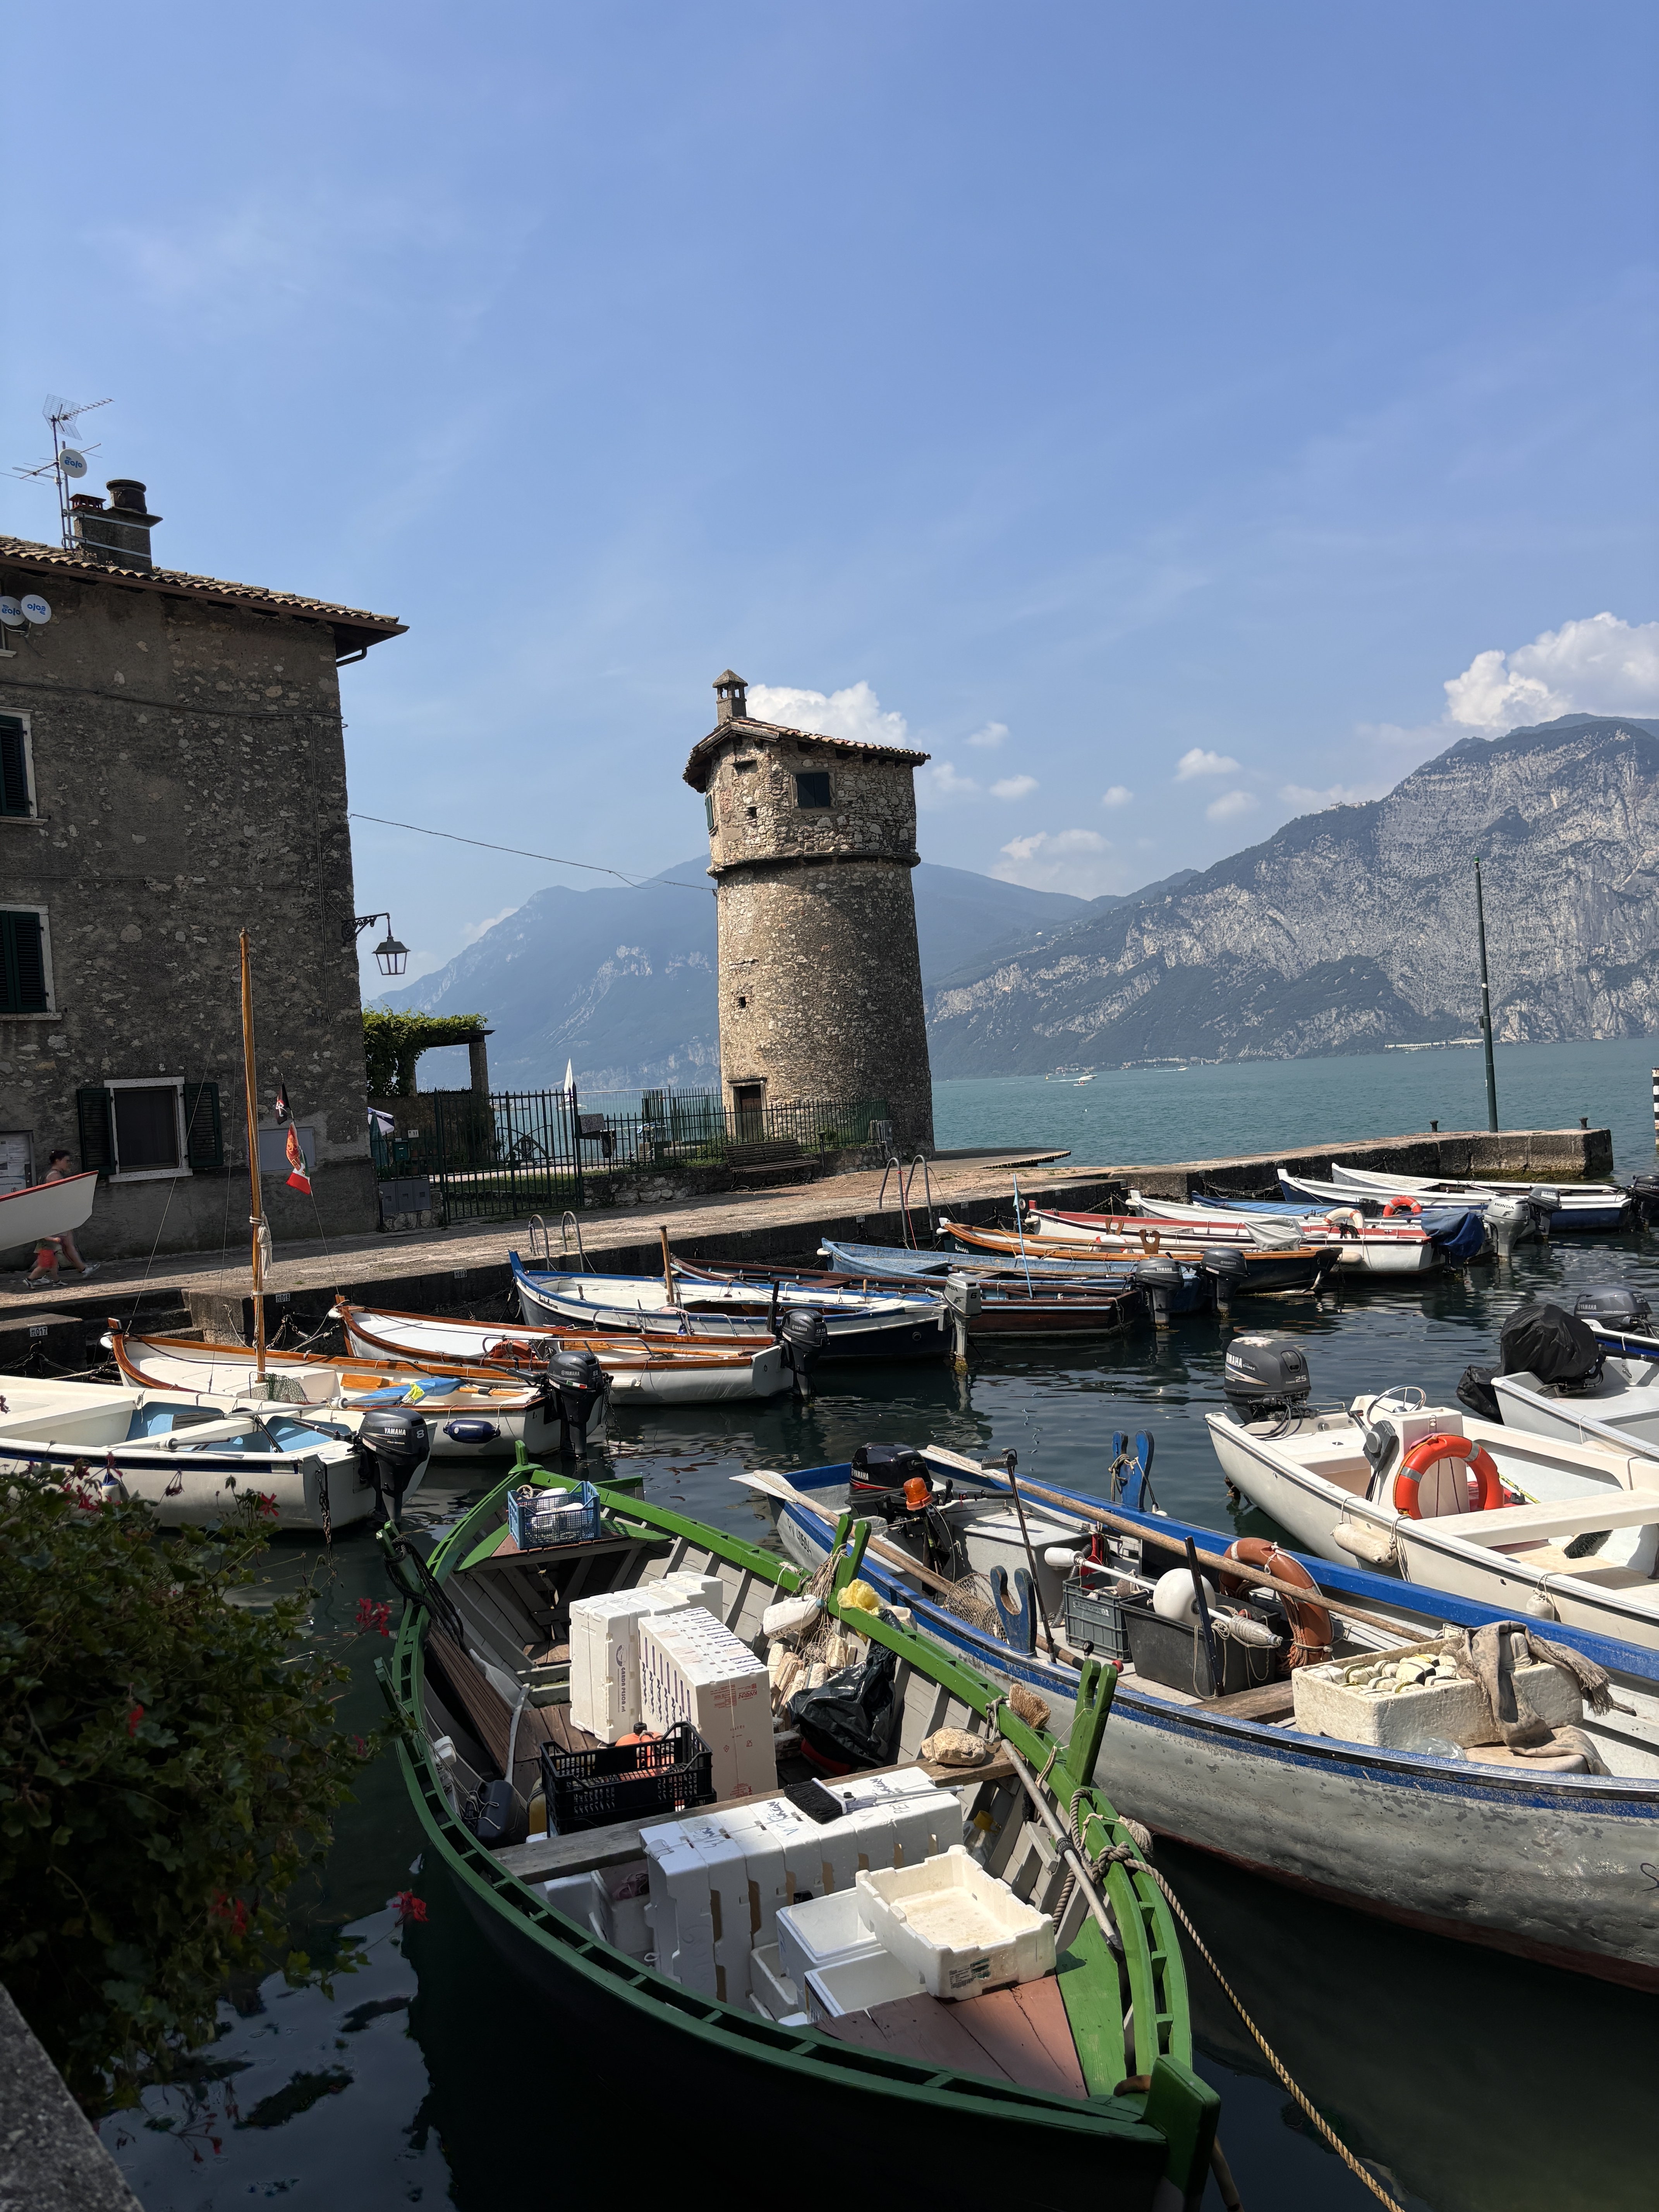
top-left (1324, 1159), bottom-right (1631, 1231)
top-left (103, 1323), bottom-right (594, 1458)
top-left (747, 1441), bottom-right (1659, 1988)
top-left (1112, 1192), bottom-right (1482, 1275)
top-left (333, 1299), bottom-right (792, 1404)
top-left (0, 1373), bottom-right (419, 1531)
top-left (941, 1218), bottom-right (1338, 1297)
top-left (511, 1252), bottom-right (950, 1361)
top-left (376, 1464), bottom-right (1221, 2202)
top-left (676, 1257), bottom-right (1144, 1340)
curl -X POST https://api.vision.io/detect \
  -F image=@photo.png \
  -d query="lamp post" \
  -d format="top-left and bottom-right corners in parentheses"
top-left (1474, 859), bottom-right (1498, 1133)
top-left (347, 912), bottom-right (409, 977)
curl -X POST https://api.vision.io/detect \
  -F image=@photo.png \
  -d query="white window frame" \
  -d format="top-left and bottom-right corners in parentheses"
top-left (105, 1077), bottom-right (192, 1183)
top-left (0, 902), bottom-right (55, 1017)
top-left (0, 712), bottom-right (36, 821)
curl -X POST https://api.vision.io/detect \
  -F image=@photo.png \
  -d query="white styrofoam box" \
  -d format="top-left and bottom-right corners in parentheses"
top-left (639, 1608), bottom-right (776, 1803)
top-left (735, 1797), bottom-right (824, 1948)
top-left (660, 1569), bottom-right (728, 1616)
top-left (568, 1585), bottom-right (701, 1743)
top-left (588, 1856), bottom-right (651, 1957)
top-left (857, 1847), bottom-right (1056, 2001)
top-left (644, 1813), bottom-right (759, 2000)
top-left (748, 1941), bottom-right (801, 2021)
top-left (1292, 1637), bottom-right (1583, 1752)
top-left (775, 1888), bottom-right (878, 1992)
top-left (805, 1949), bottom-right (926, 2022)
top-left (542, 1870), bottom-right (603, 1928)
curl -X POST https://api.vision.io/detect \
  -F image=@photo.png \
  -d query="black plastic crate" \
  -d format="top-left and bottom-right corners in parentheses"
top-left (1121, 1594), bottom-right (1275, 1700)
top-left (1060, 1575), bottom-right (1137, 1662)
top-left (539, 1720), bottom-right (715, 1835)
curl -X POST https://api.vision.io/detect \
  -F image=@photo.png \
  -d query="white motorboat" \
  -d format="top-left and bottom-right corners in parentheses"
top-left (1206, 1350), bottom-right (1659, 1647)
top-left (105, 1325), bottom-right (597, 1458)
top-left (1117, 1190), bottom-right (1453, 1275)
top-left (0, 1375), bottom-right (426, 1531)
top-left (1322, 1159), bottom-right (1630, 1231)
top-left (1494, 1359), bottom-right (1659, 1455)
top-left (334, 1299), bottom-right (791, 1404)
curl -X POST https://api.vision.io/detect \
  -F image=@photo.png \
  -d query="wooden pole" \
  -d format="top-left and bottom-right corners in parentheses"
top-left (659, 1223), bottom-right (675, 1307)
top-left (239, 930), bottom-right (266, 1379)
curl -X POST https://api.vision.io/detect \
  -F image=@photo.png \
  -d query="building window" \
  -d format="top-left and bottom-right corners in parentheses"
top-left (704, 793), bottom-right (716, 833)
top-left (0, 717), bottom-right (33, 817)
top-left (794, 771), bottom-right (832, 809)
top-left (0, 908), bottom-right (50, 1012)
top-left (76, 1080), bottom-right (223, 1181)
top-left (733, 758), bottom-right (756, 773)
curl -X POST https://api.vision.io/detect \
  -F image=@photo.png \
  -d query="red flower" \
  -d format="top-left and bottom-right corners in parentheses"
top-left (392, 1890), bottom-right (428, 1926)
top-left (210, 1893), bottom-right (249, 1938)
top-left (353, 1598), bottom-right (393, 1638)
top-left (254, 1491), bottom-right (279, 1522)
top-left (126, 1705), bottom-right (144, 1737)
top-left (352, 1733), bottom-right (369, 1759)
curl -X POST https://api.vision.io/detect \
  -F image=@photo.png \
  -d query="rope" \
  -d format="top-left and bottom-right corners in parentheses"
top-left (1096, 1841), bottom-right (1406, 2212)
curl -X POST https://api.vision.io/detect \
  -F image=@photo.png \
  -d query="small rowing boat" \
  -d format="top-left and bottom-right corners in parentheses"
top-left (942, 1218), bottom-right (1338, 1297)
top-left (1319, 1160), bottom-right (1629, 1231)
top-left (678, 1255), bottom-right (1145, 1340)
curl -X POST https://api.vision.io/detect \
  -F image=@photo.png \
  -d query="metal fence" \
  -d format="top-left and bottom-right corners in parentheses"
top-left (371, 1087), bottom-right (890, 1226)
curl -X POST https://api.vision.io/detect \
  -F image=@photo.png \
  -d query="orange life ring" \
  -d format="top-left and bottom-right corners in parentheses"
top-left (1381, 1196), bottom-right (1422, 1218)
top-left (484, 1340), bottom-right (528, 1365)
top-left (1393, 1433), bottom-right (1503, 1518)
top-left (1218, 1537), bottom-right (1333, 1668)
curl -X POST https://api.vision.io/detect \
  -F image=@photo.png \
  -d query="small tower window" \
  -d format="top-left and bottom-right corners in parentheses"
top-left (704, 794), bottom-right (716, 833)
top-left (794, 771), bottom-right (832, 809)
top-left (733, 758), bottom-right (756, 773)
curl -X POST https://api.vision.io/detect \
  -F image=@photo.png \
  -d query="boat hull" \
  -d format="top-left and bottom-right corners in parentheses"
top-left (0, 1437), bottom-right (382, 1531)
top-left (0, 1169), bottom-right (98, 1249)
top-left (514, 1267), bottom-right (948, 1362)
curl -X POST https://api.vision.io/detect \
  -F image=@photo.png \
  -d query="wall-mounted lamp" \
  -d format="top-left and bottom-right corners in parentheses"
top-left (347, 911), bottom-right (409, 976)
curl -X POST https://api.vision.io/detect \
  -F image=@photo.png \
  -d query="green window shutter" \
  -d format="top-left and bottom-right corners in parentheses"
top-left (0, 911), bottom-right (48, 1013)
top-left (76, 1087), bottom-right (114, 1175)
top-left (0, 721), bottom-right (27, 817)
top-left (182, 1081), bottom-right (224, 1169)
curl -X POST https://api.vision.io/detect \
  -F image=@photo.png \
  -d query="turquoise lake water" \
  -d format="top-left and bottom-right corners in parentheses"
top-left (97, 1034), bottom-right (1659, 2210)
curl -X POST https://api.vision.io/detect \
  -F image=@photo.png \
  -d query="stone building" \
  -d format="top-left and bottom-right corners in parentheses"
top-left (0, 483), bottom-right (404, 1263)
top-left (683, 670), bottom-right (935, 1149)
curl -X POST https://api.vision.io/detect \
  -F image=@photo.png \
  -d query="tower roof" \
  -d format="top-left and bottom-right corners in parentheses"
top-left (683, 714), bottom-right (930, 792)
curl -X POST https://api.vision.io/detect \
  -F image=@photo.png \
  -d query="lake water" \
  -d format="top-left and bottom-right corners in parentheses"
top-left (99, 1039), bottom-right (1659, 2211)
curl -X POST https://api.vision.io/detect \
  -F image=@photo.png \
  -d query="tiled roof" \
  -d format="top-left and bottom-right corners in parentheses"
top-left (0, 535), bottom-right (405, 647)
top-left (683, 714), bottom-right (929, 790)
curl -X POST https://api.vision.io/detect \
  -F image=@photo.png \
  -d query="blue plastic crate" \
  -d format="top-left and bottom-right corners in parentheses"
top-left (507, 1481), bottom-right (602, 1550)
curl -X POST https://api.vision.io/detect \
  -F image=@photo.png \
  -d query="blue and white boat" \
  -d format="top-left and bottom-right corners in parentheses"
top-left (742, 1440), bottom-right (1659, 1989)
top-left (1317, 1159), bottom-right (1630, 1232)
top-left (817, 1238), bottom-right (1214, 1311)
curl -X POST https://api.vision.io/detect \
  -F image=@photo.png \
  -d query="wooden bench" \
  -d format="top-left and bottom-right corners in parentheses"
top-left (726, 1138), bottom-right (818, 1188)
top-left (1441, 1489), bottom-right (1659, 1549)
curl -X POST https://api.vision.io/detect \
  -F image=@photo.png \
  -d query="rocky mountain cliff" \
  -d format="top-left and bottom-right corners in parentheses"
top-left (927, 716), bottom-right (1659, 1074)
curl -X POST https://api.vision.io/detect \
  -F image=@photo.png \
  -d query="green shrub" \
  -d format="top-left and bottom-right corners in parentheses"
top-left (362, 1010), bottom-right (488, 1097)
top-left (0, 1476), bottom-right (398, 2104)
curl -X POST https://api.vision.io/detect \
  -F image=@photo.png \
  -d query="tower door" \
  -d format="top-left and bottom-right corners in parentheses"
top-left (730, 1081), bottom-right (765, 1138)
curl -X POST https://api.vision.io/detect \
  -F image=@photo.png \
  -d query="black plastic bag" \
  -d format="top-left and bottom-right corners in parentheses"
top-left (1499, 1301), bottom-right (1603, 1386)
top-left (1456, 1365), bottom-right (1502, 1422)
top-left (788, 1644), bottom-right (900, 1773)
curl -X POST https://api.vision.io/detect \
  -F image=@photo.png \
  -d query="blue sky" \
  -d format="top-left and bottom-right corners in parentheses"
top-left (6, 2), bottom-right (1656, 980)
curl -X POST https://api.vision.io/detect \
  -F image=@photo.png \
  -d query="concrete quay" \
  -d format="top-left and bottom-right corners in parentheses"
top-left (0, 1127), bottom-right (1614, 1373)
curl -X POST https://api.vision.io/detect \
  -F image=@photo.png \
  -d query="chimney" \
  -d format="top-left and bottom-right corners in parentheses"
top-left (713, 668), bottom-right (747, 725)
top-left (73, 478), bottom-right (162, 572)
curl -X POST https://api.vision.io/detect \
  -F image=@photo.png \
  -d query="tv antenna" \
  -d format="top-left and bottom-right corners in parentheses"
top-left (9, 394), bottom-right (113, 548)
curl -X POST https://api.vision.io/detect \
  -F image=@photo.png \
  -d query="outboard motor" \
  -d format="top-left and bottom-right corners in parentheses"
top-left (1484, 1191), bottom-right (1532, 1261)
top-left (1135, 1254), bottom-right (1183, 1331)
top-left (1202, 1245), bottom-right (1248, 1318)
top-left (1627, 1174), bottom-right (1659, 1229)
top-left (547, 1348), bottom-right (607, 1455)
top-left (1528, 1186), bottom-right (1561, 1240)
top-left (1222, 1333), bottom-right (1312, 1415)
top-left (1573, 1286), bottom-right (1652, 1333)
top-left (780, 1307), bottom-right (830, 1405)
top-left (850, 1441), bottom-right (932, 1506)
top-left (942, 1271), bottom-right (982, 1370)
top-left (1498, 1301), bottom-right (1602, 1388)
top-left (357, 1407), bottom-right (430, 1520)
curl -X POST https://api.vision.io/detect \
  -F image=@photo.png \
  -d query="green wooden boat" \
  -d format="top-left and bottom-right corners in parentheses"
top-left (378, 1464), bottom-right (1219, 2206)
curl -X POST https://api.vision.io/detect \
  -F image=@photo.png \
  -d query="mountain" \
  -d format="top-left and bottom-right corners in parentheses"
top-left (381, 859), bottom-right (1096, 1092)
top-left (926, 716), bottom-right (1659, 1075)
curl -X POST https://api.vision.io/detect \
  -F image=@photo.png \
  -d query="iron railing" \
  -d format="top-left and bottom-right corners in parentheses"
top-left (371, 1087), bottom-right (889, 1226)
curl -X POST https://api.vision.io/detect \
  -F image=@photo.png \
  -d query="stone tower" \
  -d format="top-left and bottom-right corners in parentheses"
top-left (684, 671), bottom-right (935, 1150)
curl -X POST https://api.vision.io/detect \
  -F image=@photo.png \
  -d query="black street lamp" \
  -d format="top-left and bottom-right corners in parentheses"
top-left (347, 912), bottom-right (409, 976)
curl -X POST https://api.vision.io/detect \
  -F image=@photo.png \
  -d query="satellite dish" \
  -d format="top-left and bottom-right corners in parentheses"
top-left (58, 448), bottom-right (88, 479)
top-left (0, 598), bottom-right (21, 628)
top-left (20, 594), bottom-right (51, 626)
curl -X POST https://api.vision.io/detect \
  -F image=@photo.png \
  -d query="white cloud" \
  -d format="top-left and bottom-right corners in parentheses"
top-left (918, 759), bottom-right (980, 806)
top-left (1100, 785), bottom-right (1133, 808)
top-left (1443, 613), bottom-right (1659, 732)
top-left (1001, 828), bottom-right (1107, 862)
top-left (990, 774), bottom-right (1037, 801)
top-left (1175, 747), bottom-right (1240, 781)
top-left (746, 678), bottom-right (911, 750)
top-left (1206, 790), bottom-right (1259, 822)
top-left (992, 827), bottom-right (1118, 896)
top-left (966, 720), bottom-right (1009, 749)
top-left (460, 905), bottom-right (517, 947)
top-left (1278, 781), bottom-right (1388, 810)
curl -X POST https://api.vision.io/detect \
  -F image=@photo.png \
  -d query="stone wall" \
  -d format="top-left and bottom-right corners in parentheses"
top-left (0, 557), bottom-right (378, 1262)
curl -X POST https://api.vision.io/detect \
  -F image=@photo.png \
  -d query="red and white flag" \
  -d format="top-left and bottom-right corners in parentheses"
top-left (274, 1080), bottom-right (311, 1194)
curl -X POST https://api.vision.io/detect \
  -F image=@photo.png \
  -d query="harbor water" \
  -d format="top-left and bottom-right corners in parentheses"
top-left (101, 1037), bottom-right (1659, 2210)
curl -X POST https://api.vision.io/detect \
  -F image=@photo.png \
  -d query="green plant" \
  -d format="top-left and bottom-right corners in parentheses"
top-left (361, 1010), bottom-right (487, 1097)
top-left (0, 1476), bottom-right (401, 2105)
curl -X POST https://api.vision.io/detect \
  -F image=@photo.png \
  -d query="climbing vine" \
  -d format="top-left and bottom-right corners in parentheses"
top-left (362, 1010), bottom-right (486, 1097)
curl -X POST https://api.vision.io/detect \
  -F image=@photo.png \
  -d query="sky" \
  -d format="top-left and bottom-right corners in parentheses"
top-left (5, 2), bottom-right (1656, 984)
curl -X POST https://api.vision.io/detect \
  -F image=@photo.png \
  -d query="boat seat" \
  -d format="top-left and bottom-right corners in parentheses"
top-left (1453, 1491), bottom-right (1659, 1548)
top-left (815, 1980), bottom-right (1087, 2100)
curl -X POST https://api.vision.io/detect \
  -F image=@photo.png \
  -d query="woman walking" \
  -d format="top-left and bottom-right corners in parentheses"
top-left (22, 1149), bottom-right (98, 1286)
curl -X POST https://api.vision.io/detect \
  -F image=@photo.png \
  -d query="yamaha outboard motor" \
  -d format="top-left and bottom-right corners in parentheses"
top-left (1222, 1333), bottom-right (1312, 1415)
top-left (851, 1441), bottom-right (932, 1506)
top-left (1202, 1245), bottom-right (1248, 1318)
top-left (1499, 1301), bottom-right (1602, 1388)
top-left (780, 1307), bottom-right (830, 1405)
top-left (357, 1407), bottom-right (430, 1521)
top-left (547, 1347), bottom-right (607, 1455)
top-left (1627, 1174), bottom-right (1659, 1229)
top-left (1135, 1255), bottom-right (1183, 1331)
top-left (1573, 1286), bottom-right (1652, 1332)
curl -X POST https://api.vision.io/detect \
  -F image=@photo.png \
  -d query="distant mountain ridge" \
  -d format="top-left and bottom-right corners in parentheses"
top-left (926, 716), bottom-right (1659, 1074)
